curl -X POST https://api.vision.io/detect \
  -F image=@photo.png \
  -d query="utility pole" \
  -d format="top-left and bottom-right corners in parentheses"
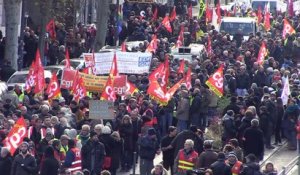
top-left (115, 0), bottom-right (120, 46)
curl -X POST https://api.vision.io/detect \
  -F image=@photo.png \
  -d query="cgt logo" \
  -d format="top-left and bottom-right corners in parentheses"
top-left (61, 80), bottom-right (73, 89)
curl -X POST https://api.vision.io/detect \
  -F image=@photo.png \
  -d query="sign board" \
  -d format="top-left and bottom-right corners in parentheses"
top-left (83, 52), bottom-right (152, 74)
top-left (61, 69), bottom-right (108, 92)
top-left (89, 100), bottom-right (115, 120)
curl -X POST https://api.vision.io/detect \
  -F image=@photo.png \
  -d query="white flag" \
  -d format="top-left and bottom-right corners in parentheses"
top-left (281, 77), bottom-right (290, 105)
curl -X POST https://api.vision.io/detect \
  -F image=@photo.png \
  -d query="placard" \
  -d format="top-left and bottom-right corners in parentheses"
top-left (89, 100), bottom-right (115, 120)
top-left (83, 52), bottom-right (152, 74)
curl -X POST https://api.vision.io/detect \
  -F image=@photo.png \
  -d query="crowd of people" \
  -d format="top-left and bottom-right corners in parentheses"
top-left (0, 0), bottom-right (300, 175)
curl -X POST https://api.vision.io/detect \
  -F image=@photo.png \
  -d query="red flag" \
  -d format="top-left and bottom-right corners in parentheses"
top-left (165, 78), bottom-right (184, 100)
top-left (121, 41), bottom-right (126, 52)
top-left (176, 25), bottom-right (184, 48)
top-left (206, 5), bottom-right (212, 24)
top-left (257, 6), bottom-right (263, 24)
top-left (46, 72), bottom-right (61, 99)
top-left (216, 2), bottom-right (221, 24)
top-left (162, 16), bottom-right (172, 33)
top-left (101, 53), bottom-right (118, 101)
top-left (81, 67), bottom-right (90, 74)
top-left (25, 61), bottom-right (36, 93)
top-left (3, 117), bottom-right (27, 155)
top-left (153, 7), bottom-right (158, 20)
top-left (264, 5), bottom-right (271, 31)
top-left (170, 6), bottom-right (177, 21)
top-left (149, 63), bottom-right (165, 81)
top-left (33, 49), bottom-right (45, 94)
top-left (188, 4), bottom-right (193, 19)
top-left (207, 36), bottom-right (213, 56)
top-left (72, 76), bottom-right (87, 102)
top-left (146, 35), bottom-right (158, 53)
top-left (257, 41), bottom-right (268, 65)
top-left (65, 49), bottom-right (71, 68)
top-left (46, 19), bottom-right (56, 39)
top-left (282, 19), bottom-right (296, 39)
top-left (288, 0), bottom-right (294, 17)
top-left (205, 64), bottom-right (224, 97)
top-left (177, 59), bottom-right (185, 74)
top-left (186, 67), bottom-right (192, 90)
top-left (126, 81), bottom-right (139, 95)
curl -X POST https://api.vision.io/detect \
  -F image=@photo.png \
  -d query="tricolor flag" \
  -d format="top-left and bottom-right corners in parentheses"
top-left (205, 64), bottom-right (224, 97)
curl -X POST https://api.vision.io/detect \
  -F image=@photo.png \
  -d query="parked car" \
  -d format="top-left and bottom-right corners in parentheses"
top-left (59, 59), bottom-right (85, 70)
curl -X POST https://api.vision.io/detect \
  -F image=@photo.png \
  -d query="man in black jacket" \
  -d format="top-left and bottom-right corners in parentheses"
top-left (138, 128), bottom-right (160, 175)
top-left (210, 152), bottom-right (231, 175)
top-left (11, 142), bottom-right (37, 175)
top-left (161, 126), bottom-right (177, 174)
top-left (81, 131), bottom-right (106, 175)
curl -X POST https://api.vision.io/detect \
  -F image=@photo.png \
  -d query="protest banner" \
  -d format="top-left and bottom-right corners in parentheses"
top-left (89, 100), bottom-right (115, 120)
top-left (83, 52), bottom-right (152, 74)
top-left (61, 69), bottom-right (108, 92)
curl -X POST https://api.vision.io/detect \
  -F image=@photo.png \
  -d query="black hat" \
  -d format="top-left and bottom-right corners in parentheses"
top-left (90, 131), bottom-right (97, 138)
top-left (246, 154), bottom-right (257, 162)
top-left (217, 152), bottom-right (226, 160)
top-left (148, 128), bottom-right (156, 136)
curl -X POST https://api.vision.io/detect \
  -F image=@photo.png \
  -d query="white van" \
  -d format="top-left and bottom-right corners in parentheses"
top-left (219, 17), bottom-right (257, 40)
top-left (251, 0), bottom-right (287, 13)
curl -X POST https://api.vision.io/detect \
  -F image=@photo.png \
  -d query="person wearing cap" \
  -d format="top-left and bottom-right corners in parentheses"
top-left (243, 119), bottom-right (264, 161)
top-left (197, 140), bottom-right (218, 169)
top-left (174, 139), bottom-right (198, 175)
top-left (81, 131), bottom-right (106, 175)
top-left (138, 127), bottom-right (160, 175)
top-left (225, 152), bottom-right (243, 175)
top-left (11, 142), bottom-right (37, 175)
top-left (210, 152), bottom-right (231, 175)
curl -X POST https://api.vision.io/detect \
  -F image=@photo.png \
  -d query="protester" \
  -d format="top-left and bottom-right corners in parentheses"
top-left (197, 140), bottom-right (218, 169)
top-left (210, 152), bottom-right (231, 175)
top-left (160, 126), bottom-right (177, 174)
top-left (262, 162), bottom-right (277, 175)
top-left (0, 147), bottom-right (12, 175)
top-left (174, 139), bottom-right (198, 175)
top-left (40, 146), bottom-right (60, 175)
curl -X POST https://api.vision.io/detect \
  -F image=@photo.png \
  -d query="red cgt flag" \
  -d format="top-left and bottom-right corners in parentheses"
top-left (257, 6), bottom-right (263, 24)
top-left (33, 49), bottom-right (45, 94)
top-left (216, 1), bottom-right (221, 24)
top-left (146, 35), bottom-right (158, 53)
top-left (176, 25), bottom-right (184, 48)
top-left (3, 117), bottom-right (27, 155)
top-left (170, 6), bottom-right (177, 22)
top-left (282, 19), bottom-right (295, 39)
top-left (101, 53), bottom-right (118, 101)
top-left (257, 41), bottom-right (268, 65)
top-left (121, 41), bottom-right (126, 52)
top-left (205, 64), bottom-right (224, 97)
top-left (207, 36), bottom-right (213, 56)
top-left (163, 56), bottom-right (170, 93)
top-left (264, 4), bottom-right (271, 31)
top-left (25, 61), bottom-right (36, 93)
top-left (206, 5), bottom-right (212, 24)
top-left (177, 59), bottom-right (185, 74)
top-left (65, 49), bottom-right (71, 68)
top-left (162, 16), bottom-right (172, 33)
top-left (72, 76), bottom-right (87, 102)
top-left (46, 72), bottom-right (61, 99)
top-left (126, 81), bottom-right (139, 95)
top-left (188, 4), bottom-right (193, 19)
top-left (186, 67), bottom-right (192, 90)
top-left (46, 19), bottom-right (56, 39)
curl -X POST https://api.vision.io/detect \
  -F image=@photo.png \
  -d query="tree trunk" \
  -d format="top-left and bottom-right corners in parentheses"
top-left (95, 1), bottom-right (110, 51)
top-left (4, 0), bottom-right (22, 70)
top-left (38, 0), bottom-right (52, 64)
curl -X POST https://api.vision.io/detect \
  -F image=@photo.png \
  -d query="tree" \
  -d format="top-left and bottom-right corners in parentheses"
top-left (3, 0), bottom-right (22, 70)
top-left (95, 1), bottom-right (110, 51)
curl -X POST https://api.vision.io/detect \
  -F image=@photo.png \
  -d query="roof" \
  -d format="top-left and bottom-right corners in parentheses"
top-left (221, 17), bottom-right (257, 23)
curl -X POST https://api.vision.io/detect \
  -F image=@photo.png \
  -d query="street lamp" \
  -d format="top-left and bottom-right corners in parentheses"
top-left (24, 11), bottom-right (28, 27)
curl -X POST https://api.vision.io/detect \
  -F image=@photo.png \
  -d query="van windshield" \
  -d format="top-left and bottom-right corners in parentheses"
top-left (220, 22), bottom-right (254, 36)
top-left (252, 1), bottom-right (277, 12)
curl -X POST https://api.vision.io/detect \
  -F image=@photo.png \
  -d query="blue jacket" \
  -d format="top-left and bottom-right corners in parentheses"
top-left (138, 135), bottom-right (159, 160)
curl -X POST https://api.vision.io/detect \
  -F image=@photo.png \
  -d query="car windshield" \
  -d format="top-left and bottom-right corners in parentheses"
top-left (220, 22), bottom-right (254, 36)
top-left (7, 74), bottom-right (27, 84)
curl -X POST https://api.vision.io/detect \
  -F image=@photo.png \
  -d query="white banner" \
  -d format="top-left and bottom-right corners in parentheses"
top-left (83, 52), bottom-right (152, 74)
